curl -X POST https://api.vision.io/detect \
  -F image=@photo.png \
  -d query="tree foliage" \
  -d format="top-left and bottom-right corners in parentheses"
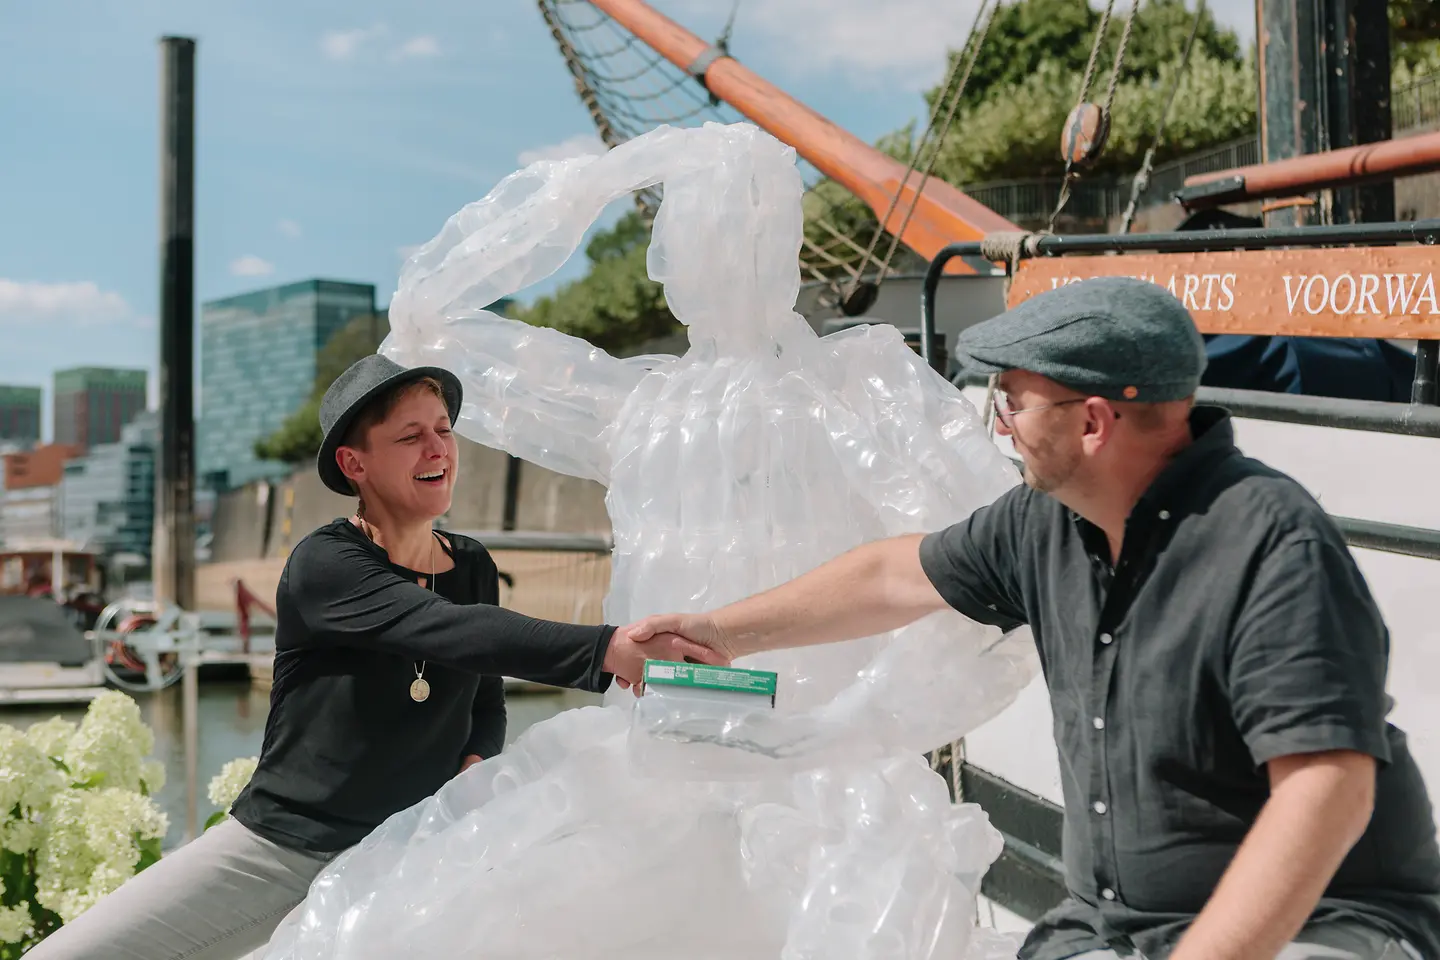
top-left (514, 209), bottom-right (678, 352)
top-left (932, 0), bottom-right (1241, 112)
top-left (912, 0), bottom-right (1256, 183)
top-left (1393, 0), bottom-right (1440, 45)
top-left (254, 311), bottom-right (391, 465)
top-left (932, 50), bottom-right (1257, 183)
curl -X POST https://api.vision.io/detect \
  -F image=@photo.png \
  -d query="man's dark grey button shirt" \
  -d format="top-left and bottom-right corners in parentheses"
top-left (920, 406), bottom-right (1440, 960)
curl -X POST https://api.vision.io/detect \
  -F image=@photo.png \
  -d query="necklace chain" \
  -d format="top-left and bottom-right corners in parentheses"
top-left (357, 515), bottom-right (435, 703)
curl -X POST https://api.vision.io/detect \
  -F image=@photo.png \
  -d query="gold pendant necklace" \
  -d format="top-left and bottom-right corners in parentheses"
top-left (410, 532), bottom-right (435, 703)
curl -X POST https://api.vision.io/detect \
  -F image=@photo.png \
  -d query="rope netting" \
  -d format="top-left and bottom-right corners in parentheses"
top-left (536, 0), bottom-right (912, 307)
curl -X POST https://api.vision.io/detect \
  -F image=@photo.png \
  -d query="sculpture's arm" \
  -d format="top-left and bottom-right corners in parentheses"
top-left (382, 121), bottom-right (800, 482)
top-left (379, 130), bottom-right (710, 483)
top-left (818, 323), bottom-right (1020, 519)
top-left (380, 321), bottom-right (663, 485)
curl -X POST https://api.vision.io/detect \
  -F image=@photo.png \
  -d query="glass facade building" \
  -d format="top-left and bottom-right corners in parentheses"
top-left (59, 411), bottom-right (157, 560)
top-left (198, 279), bottom-right (376, 492)
top-left (53, 367), bottom-right (148, 449)
top-left (0, 386), bottom-right (41, 446)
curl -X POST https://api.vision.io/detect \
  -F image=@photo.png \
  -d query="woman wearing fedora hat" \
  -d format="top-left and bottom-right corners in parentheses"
top-left (27, 355), bottom-right (718, 960)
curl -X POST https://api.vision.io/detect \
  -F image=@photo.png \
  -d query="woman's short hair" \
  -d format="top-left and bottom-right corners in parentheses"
top-left (340, 376), bottom-right (446, 451)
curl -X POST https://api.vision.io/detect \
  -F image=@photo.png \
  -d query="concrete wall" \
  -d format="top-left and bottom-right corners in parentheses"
top-left (200, 437), bottom-right (614, 610)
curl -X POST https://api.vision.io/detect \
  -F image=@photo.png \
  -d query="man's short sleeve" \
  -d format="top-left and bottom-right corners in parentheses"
top-left (1229, 536), bottom-right (1392, 768)
top-left (918, 486), bottom-right (1030, 632)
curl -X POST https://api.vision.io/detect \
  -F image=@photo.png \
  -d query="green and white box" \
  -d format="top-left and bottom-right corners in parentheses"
top-left (642, 661), bottom-right (778, 709)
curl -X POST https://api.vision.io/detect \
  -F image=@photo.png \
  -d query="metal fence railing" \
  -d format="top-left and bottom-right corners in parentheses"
top-left (959, 138), bottom-right (1261, 229)
top-left (956, 73), bottom-right (1440, 229)
top-left (961, 178), bottom-right (1124, 227)
top-left (455, 531), bottom-right (613, 626)
top-left (1395, 73), bottom-right (1440, 133)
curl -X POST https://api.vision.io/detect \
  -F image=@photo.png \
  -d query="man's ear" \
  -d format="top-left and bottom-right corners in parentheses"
top-left (1080, 397), bottom-right (1119, 444)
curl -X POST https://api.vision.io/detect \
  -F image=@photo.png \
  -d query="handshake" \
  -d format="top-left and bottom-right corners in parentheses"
top-left (599, 613), bottom-right (741, 691)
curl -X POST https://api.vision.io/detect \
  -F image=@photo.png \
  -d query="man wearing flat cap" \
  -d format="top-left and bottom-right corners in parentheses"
top-left (629, 277), bottom-right (1440, 960)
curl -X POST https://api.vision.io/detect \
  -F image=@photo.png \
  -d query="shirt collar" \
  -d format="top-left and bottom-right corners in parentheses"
top-left (1067, 404), bottom-right (1238, 533)
top-left (1134, 404), bottom-right (1237, 513)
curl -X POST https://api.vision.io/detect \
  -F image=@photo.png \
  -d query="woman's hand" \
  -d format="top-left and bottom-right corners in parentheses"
top-left (603, 622), bottom-right (730, 693)
top-left (624, 613), bottom-right (736, 665)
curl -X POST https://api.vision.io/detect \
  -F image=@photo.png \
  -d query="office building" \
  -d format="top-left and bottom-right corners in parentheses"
top-left (198, 279), bottom-right (377, 492)
top-left (0, 442), bottom-right (82, 546)
top-left (54, 367), bottom-right (148, 449)
top-left (59, 411), bottom-right (157, 560)
top-left (0, 386), bottom-right (41, 447)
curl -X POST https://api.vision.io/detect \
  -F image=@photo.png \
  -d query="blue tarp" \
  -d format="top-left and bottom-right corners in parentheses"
top-left (1202, 335), bottom-right (1417, 402)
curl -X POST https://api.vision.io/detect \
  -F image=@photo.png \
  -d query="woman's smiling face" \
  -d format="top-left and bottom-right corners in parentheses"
top-left (336, 381), bottom-right (459, 522)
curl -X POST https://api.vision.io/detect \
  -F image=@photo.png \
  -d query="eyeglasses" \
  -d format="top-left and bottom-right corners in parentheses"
top-left (992, 389), bottom-right (1086, 427)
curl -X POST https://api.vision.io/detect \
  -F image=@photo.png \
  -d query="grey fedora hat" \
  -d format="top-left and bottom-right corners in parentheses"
top-left (316, 354), bottom-right (464, 496)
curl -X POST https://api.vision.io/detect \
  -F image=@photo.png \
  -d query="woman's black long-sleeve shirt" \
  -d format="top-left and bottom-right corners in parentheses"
top-left (230, 518), bottom-right (616, 853)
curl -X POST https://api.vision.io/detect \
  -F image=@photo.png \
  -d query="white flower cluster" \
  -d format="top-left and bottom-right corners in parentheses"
top-left (207, 756), bottom-right (258, 813)
top-left (0, 691), bottom-right (170, 948)
top-left (33, 787), bottom-right (167, 922)
top-left (0, 881), bottom-right (32, 945)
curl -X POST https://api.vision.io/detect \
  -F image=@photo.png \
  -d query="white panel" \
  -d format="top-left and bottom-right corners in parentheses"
top-left (963, 675), bottom-right (1064, 806)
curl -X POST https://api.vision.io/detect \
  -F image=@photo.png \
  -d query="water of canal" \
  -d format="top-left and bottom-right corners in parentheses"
top-left (1, 680), bottom-right (600, 850)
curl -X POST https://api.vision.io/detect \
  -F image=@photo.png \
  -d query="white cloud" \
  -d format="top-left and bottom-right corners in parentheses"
top-left (669, 0), bottom-right (1254, 88)
top-left (668, 0), bottom-right (971, 88)
top-left (321, 24), bottom-right (387, 61)
top-left (517, 134), bottom-right (607, 167)
top-left (0, 279), bottom-right (138, 327)
top-left (322, 26), bottom-right (446, 64)
top-left (277, 219), bottom-right (302, 239)
top-left (229, 255), bottom-right (275, 278)
top-left (393, 36), bottom-right (441, 60)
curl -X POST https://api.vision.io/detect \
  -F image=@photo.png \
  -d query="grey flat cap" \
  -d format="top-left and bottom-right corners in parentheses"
top-left (317, 354), bottom-right (463, 495)
top-left (955, 276), bottom-right (1207, 402)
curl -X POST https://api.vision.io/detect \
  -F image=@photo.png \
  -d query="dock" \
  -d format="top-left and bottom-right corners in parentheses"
top-left (0, 685), bottom-right (107, 707)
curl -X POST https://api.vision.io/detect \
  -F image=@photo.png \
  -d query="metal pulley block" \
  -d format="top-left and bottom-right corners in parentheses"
top-left (1062, 102), bottom-right (1111, 169)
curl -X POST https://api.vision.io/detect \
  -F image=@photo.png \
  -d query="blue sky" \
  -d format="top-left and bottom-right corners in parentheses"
top-left (0, 0), bottom-right (1252, 437)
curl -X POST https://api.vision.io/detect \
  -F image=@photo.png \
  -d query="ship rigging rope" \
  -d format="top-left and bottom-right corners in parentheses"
top-left (543, 0), bottom-right (897, 300)
top-left (1118, 0), bottom-right (1206, 233)
top-left (1046, 0), bottom-right (1141, 232)
top-left (843, 0), bottom-right (1001, 303)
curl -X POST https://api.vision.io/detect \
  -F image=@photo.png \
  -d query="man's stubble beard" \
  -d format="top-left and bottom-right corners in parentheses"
top-left (1019, 438), bottom-right (1082, 495)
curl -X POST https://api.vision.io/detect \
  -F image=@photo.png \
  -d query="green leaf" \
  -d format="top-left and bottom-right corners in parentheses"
top-left (204, 810), bottom-right (229, 831)
top-left (0, 849), bottom-right (24, 907)
top-left (71, 771), bottom-right (105, 790)
top-left (134, 836), bottom-right (164, 873)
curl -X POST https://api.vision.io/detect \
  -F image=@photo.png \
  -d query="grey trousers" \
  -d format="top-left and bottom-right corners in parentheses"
top-left (23, 818), bottom-right (340, 960)
top-left (1067, 920), bottom-right (1424, 960)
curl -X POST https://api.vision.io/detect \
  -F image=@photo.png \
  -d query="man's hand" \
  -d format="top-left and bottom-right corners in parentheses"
top-left (625, 613), bottom-right (737, 665)
top-left (458, 754), bottom-right (483, 774)
top-left (601, 621), bottom-right (730, 694)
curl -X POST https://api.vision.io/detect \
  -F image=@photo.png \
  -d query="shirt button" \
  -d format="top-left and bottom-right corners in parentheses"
top-left (1158, 509), bottom-right (1171, 520)
top-left (1092, 717), bottom-right (1105, 730)
top-left (1101, 887), bottom-right (1116, 901)
top-left (1093, 801), bottom-right (1108, 815)
top-left (1099, 632), bottom-right (1113, 645)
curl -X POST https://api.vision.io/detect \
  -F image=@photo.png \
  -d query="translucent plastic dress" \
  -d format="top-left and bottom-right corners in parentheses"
top-left (260, 122), bottom-right (1039, 960)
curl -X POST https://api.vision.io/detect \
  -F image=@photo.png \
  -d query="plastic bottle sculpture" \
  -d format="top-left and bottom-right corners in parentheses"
top-left (261, 121), bottom-right (1039, 960)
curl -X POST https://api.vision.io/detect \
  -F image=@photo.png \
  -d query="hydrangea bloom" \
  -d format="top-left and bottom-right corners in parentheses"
top-left (207, 756), bottom-right (258, 813)
top-left (0, 691), bottom-right (169, 951)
